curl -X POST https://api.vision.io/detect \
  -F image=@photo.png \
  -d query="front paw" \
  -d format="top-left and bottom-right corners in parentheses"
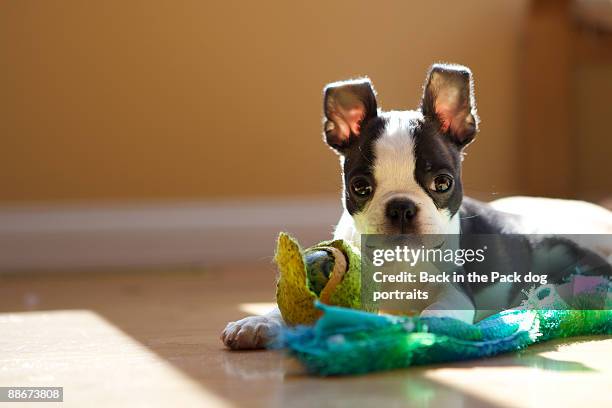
top-left (221, 315), bottom-right (282, 350)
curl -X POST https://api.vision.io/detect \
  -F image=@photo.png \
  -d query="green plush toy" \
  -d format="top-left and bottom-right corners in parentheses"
top-left (274, 233), bottom-right (364, 325)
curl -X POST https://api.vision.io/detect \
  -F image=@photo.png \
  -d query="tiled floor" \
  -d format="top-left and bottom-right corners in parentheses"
top-left (0, 262), bottom-right (610, 407)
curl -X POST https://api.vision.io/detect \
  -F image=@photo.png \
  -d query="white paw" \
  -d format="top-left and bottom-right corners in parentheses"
top-left (221, 315), bottom-right (282, 350)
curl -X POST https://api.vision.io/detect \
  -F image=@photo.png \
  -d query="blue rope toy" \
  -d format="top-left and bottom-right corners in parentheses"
top-left (279, 301), bottom-right (612, 376)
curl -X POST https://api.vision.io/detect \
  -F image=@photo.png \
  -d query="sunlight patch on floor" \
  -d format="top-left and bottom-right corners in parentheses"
top-left (423, 338), bottom-right (612, 408)
top-left (0, 310), bottom-right (233, 408)
top-left (239, 302), bottom-right (276, 316)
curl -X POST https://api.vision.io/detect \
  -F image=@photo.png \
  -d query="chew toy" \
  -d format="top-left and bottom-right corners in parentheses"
top-left (274, 233), bottom-right (363, 325)
top-left (282, 302), bottom-right (612, 376)
top-left (274, 233), bottom-right (612, 376)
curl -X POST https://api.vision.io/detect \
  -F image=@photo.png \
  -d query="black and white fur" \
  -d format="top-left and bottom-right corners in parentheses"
top-left (221, 64), bottom-right (612, 350)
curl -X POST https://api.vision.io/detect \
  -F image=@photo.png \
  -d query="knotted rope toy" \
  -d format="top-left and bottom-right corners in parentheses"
top-left (274, 233), bottom-right (612, 376)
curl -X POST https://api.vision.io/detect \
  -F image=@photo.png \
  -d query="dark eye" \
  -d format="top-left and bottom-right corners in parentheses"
top-left (351, 177), bottom-right (373, 198)
top-left (430, 174), bottom-right (453, 193)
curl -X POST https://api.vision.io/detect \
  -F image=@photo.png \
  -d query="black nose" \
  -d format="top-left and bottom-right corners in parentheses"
top-left (385, 199), bottom-right (417, 232)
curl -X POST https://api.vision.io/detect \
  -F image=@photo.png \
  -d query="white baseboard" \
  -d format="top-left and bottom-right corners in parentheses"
top-left (0, 197), bottom-right (342, 272)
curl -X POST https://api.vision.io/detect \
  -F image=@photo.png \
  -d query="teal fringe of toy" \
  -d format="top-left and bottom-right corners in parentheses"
top-left (281, 300), bottom-right (612, 376)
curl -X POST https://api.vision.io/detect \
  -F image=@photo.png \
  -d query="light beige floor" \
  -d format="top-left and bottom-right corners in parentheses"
top-left (0, 263), bottom-right (611, 408)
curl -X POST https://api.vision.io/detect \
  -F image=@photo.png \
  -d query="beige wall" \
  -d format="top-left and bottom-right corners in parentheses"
top-left (575, 63), bottom-right (612, 200)
top-left (1, 1), bottom-right (528, 203)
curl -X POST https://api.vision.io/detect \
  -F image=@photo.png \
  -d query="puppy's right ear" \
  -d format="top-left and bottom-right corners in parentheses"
top-left (323, 78), bottom-right (377, 153)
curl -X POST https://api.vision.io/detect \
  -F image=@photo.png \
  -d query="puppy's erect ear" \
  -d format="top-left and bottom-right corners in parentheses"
top-left (421, 64), bottom-right (479, 147)
top-left (323, 78), bottom-right (377, 152)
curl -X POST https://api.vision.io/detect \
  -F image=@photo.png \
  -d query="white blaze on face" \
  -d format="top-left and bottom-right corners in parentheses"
top-left (353, 110), bottom-right (458, 235)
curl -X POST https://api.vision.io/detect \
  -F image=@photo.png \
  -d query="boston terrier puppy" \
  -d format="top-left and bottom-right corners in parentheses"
top-left (221, 63), bottom-right (612, 350)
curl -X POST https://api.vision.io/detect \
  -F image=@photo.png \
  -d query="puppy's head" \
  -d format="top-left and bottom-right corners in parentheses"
top-left (323, 64), bottom-right (479, 235)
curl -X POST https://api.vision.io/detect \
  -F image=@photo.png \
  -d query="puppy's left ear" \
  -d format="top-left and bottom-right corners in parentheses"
top-left (421, 64), bottom-right (479, 147)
